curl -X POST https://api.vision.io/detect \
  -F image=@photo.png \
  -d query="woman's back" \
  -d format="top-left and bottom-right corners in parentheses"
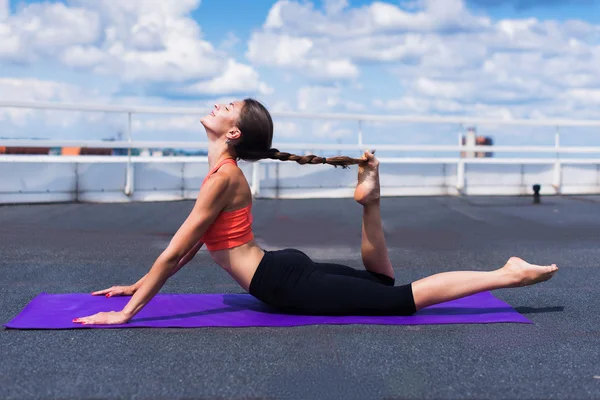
top-left (203, 159), bottom-right (265, 291)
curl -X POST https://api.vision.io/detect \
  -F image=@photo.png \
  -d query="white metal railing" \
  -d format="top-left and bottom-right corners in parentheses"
top-left (2, 100), bottom-right (600, 201)
top-left (3, 139), bottom-right (600, 154)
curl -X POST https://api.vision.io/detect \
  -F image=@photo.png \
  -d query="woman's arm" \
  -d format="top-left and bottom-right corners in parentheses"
top-left (131, 240), bottom-right (204, 291)
top-left (75, 174), bottom-right (231, 325)
top-left (121, 176), bottom-right (229, 320)
top-left (170, 240), bottom-right (204, 277)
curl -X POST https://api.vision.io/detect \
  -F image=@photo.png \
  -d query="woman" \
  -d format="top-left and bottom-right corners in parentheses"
top-left (74, 99), bottom-right (558, 325)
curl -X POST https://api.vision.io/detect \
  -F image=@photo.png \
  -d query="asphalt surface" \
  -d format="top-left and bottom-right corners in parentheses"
top-left (1, 195), bottom-right (599, 399)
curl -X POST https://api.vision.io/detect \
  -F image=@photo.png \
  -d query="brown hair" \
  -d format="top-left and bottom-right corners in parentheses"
top-left (233, 98), bottom-right (364, 169)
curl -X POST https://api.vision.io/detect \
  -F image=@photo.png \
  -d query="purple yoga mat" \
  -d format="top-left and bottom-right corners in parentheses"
top-left (4, 292), bottom-right (531, 329)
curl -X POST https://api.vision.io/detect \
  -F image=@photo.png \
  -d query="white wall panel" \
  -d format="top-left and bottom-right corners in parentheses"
top-left (521, 165), bottom-right (555, 186)
top-left (0, 162), bottom-right (75, 194)
top-left (77, 163), bottom-right (127, 193)
top-left (381, 164), bottom-right (450, 187)
top-left (562, 164), bottom-right (599, 185)
top-left (261, 163), bottom-right (356, 189)
top-left (1, 159), bottom-right (599, 204)
top-left (465, 164), bottom-right (523, 186)
top-left (135, 163), bottom-right (184, 191)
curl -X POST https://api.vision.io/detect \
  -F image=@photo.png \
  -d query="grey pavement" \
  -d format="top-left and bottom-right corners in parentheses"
top-left (1, 195), bottom-right (599, 399)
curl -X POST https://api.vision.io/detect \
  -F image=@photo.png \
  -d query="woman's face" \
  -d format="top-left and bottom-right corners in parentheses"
top-left (200, 100), bottom-right (244, 138)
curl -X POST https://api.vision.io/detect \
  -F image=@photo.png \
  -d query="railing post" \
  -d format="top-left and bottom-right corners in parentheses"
top-left (553, 126), bottom-right (561, 194)
top-left (124, 112), bottom-right (134, 196)
top-left (457, 125), bottom-right (465, 158)
top-left (358, 120), bottom-right (363, 156)
top-left (251, 161), bottom-right (261, 197)
top-left (456, 160), bottom-right (465, 193)
top-left (456, 125), bottom-right (465, 193)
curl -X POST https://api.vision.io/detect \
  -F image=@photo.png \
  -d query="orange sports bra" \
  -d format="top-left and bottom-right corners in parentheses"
top-left (200, 158), bottom-right (254, 251)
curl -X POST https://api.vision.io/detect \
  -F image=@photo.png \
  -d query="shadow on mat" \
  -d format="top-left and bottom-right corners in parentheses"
top-left (514, 306), bottom-right (564, 314)
top-left (415, 307), bottom-right (515, 316)
top-left (130, 295), bottom-right (540, 322)
top-left (131, 295), bottom-right (281, 322)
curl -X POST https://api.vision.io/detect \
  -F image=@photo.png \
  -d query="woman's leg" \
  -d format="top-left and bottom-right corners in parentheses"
top-left (280, 248), bottom-right (395, 285)
top-left (260, 251), bottom-right (557, 316)
top-left (314, 262), bottom-right (395, 286)
top-left (354, 150), bottom-right (394, 280)
top-left (411, 257), bottom-right (558, 310)
top-left (284, 257), bottom-right (557, 315)
top-left (285, 268), bottom-right (415, 315)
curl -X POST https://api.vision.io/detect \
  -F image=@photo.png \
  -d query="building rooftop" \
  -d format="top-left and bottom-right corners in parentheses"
top-left (1, 196), bottom-right (599, 399)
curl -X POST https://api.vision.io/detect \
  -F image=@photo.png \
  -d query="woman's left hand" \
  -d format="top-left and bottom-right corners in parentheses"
top-left (73, 311), bottom-right (130, 325)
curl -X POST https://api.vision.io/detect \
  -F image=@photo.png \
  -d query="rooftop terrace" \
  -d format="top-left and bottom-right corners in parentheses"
top-left (1, 196), bottom-right (599, 399)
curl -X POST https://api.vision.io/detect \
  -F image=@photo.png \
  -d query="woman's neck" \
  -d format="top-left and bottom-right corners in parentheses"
top-left (207, 142), bottom-right (234, 170)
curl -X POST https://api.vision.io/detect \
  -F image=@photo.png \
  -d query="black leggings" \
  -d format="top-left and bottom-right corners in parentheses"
top-left (249, 248), bottom-right (416, 316)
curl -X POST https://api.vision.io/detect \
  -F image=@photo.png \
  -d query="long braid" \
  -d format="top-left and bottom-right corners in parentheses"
top-left (236, 148), bottom-right (364, 169)
top-left (234, 98), bottom-right (366, 169)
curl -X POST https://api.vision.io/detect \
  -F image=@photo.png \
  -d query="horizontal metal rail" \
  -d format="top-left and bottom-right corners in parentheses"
top-left (1, 155), bottom-right (599, 165)
top-left (1, 139), bottom-right (600, 155)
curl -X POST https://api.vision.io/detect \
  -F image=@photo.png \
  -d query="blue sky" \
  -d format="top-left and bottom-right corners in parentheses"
top-left (1, 0), bottom-right (600, 152)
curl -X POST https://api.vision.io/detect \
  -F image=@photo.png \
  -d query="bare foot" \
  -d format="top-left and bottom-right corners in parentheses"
top-left (354, 150), bottom-right (380, 205)
top-left (501, 257), bottom-right (559, 287)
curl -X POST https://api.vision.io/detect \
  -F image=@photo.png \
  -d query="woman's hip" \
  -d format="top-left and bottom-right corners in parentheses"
top-left (248, 248), bottom-right (314, 307)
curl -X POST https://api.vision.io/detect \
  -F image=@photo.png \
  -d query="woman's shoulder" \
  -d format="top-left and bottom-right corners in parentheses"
top-left (211, 162), bottom-right (252, 199)
top-left (213, 162), bottom-right (245, 181)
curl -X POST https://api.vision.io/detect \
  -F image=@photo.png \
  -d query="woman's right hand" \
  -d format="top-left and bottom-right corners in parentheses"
top-left (91, 285), bottom-right (137, 297)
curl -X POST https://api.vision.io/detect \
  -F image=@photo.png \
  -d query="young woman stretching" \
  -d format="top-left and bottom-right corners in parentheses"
top-left (74, 99), bottom-right (558, 325)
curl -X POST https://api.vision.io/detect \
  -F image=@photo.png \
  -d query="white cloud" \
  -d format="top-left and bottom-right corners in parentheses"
top-left (0, 25), bottom-right (21, 60)
top-left (262, 0), bottom-right (490, 38)
top-left (0, 2), bottom-right (101, 62)
top-left (4, 0), bottom-right (600, 144)
top-left (247, 33), bottom-right (313, 67)
top-left (270, 100), bottom-right (294, 112)
top-left (0, 78), bottom-right (114, 133)
top-left (0, 78), bottom-right (84, 102)
top-left (0, 0), bottom-right (8, 20)
top-left (564, 89), bottom-right (600, 104)
top-left (313, 120), bottom-right (353, 139)
top-left (249, 0), bottom-right (600, 121)
top-left (297, 86), bottom-right (342, 112)
top-left (324, 0), bottom-right (349, 15)
top-left (0, 77), bottom-right (249, 139)
top-left (368, 0), bottom-right (489, 34)
top-left (374, 96), bottom-right (467, 114)
top-left (0, 0), bottom-right (266, 97)
top-left (132, 116), bottom-right (198, 132)
top-left (273, 120), bottom-right (301, 138)
top-left (248, 0), bottom-right (491, 81)
top-left (331, 33), bottom-right (437, 62)
top-left (247, 32), bottom-right (358, 80)
top-left (305, 58), bottom-right (359, 80)
top-left (89, 0), bottom-right (223, 83)
top-left (183, 59), bottom-right (273, 95)
top-left (297, 85), bottom-right (366, 113)
top-left (60, 45), bottom-right (107, 69)
top-left (218, 32), bottom-right (240, 52)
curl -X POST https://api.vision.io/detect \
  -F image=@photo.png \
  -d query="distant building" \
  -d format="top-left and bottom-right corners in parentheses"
top-left (1, 145), bottom-right (199, 157)
top-left (61, 147), bottom-right (138, 156)
top-left (61, 147), bottom-right (112, 156)
top-left (461, 127), bottom-right (493, 158)
top-left (0, 146), bottom-right (51, 155)
top-left (112, 148), bottom-right (130, 156)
